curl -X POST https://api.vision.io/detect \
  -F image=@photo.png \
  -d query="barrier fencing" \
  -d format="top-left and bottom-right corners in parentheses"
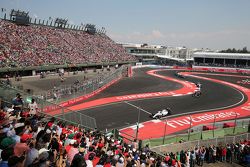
top-left (0, 65), bottom-right (129, 130)
top-left (0, 98), bottom-right (95, 132)
top-left (150, 133), bottom-right (250, 155)
top-left (141, 118), bottom-right (249, 147)
top-left (0, 82), bottom-right (97, 130)
top-left (35, 66), bottom-right (126, 103)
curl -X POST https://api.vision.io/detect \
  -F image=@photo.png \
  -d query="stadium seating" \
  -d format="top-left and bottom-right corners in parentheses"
top-left (0, 20), bottom-right (136, 68)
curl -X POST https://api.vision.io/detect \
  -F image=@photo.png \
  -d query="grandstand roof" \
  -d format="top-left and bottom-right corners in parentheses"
top-left (193, 52), bottom-right (250, 59)
top-left (122, 43), bottom-right (163, 49)
top-left (157, 55), bottom-right (192, 61)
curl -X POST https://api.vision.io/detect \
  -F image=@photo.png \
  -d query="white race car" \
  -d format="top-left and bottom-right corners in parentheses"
top-left (150, 108), bottom-right (172, 119)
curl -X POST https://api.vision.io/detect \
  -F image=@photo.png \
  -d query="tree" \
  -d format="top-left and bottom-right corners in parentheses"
top-left (242, 47), bottom-right (247, 53)
top-left (220, 47), bottom-right (249, 53)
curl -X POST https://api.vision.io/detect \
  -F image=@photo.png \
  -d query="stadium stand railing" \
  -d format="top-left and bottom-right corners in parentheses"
top-left (0, 82), bottom-right (97, 130)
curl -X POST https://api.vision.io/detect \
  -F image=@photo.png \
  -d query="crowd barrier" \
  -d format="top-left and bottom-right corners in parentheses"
top-left (39, 66), bottom-right (127, 113)
top-left (0, 98), bottom-right (96, 133)
top-left (59, 77), bottom-right (121, 107)
top-left (0, 82), bottom-right (97, 130)
top-left (141, 119), bottom-right (250, 149)
top-left (0, 65), bottom-right (130, 129)
top-left (150, 133), bottom-right (250, 155)
top-left (38, 67), bottom-right (125, 104)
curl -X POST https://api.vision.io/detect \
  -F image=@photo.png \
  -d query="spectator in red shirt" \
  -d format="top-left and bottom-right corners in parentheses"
top-left (222, 147), bottom-right (227, 162)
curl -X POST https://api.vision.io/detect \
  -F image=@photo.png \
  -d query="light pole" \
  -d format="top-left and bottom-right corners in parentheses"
top-left (188, 115), bottom-right (192, 141)
top-left (213, 114), bottom-right (216, 138)
top-left (48, 17), bottom-right (53, 26)
top-left (135, 107), bottom-right (141, 141)
top-left (163, 118), bottom-right (168, 144)
top-left (1, 8), bottom-right (6, 19)
top-left (233, 112), bottom-right (238, 134)
top-left (123, 100), bottom-right (143, 141)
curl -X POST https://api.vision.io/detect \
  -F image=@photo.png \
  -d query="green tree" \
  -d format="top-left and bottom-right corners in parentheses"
top-left (242, 47), bottom-right (247, 53)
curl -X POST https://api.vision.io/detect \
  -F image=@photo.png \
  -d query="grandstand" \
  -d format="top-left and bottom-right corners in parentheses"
top-left (193, 52), bottom-right (250, 69)
top-left (0, 14), bottom-right (136, 77)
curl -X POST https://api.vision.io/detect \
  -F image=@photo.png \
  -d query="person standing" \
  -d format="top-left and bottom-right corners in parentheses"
top-left (226, 144), bottom-right (233, 164)
top-left (28, 99), bottom-right (38, 116)
top-left (199, 147), bottom-right (206, 166)
top-left (190, 150), bottom-right (196, 167)
top-left (212, 145), bottom-right (217, 163)
top-left (12, 93), bottom-right (23, 116)
top-left (221, 146), bottom-right (227, 162)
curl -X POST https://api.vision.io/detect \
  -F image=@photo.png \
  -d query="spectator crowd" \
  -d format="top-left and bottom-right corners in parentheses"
top-left (0, 20), bottom-right (136, 68)
top-left (0, 94), bottom-right (249, 167)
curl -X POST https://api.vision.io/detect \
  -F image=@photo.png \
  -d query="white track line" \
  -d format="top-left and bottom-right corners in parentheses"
top-left (124, 101), bottom-right (152, 115)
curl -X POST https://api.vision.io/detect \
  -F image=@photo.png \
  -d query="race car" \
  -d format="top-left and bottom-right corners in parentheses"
top-left (150, 108), bottom-right (172, 119)
top-left (175, 72), bottom-right (185, 79)
top-left (192, 82), bottom-right (202, 97)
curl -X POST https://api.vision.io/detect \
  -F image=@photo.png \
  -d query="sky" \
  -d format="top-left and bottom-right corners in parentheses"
top-left (1, 0), bottom-right (250, 50)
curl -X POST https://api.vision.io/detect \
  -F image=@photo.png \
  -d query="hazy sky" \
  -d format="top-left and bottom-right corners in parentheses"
top-left (1, 0), bottom-right (250, 50)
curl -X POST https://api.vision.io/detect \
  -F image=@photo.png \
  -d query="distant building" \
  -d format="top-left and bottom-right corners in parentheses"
top-left (160, 46), bottom-right (193, 61)
top-left (193, 52), bottom-right (250, 68)
top-left (123, 43), bottom-right (165, 64)
top-left (123, 43), bottom-right (195, 64)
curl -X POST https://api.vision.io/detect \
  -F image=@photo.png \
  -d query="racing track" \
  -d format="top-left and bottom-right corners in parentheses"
top-left (67, 68), bottom-right (249, 133)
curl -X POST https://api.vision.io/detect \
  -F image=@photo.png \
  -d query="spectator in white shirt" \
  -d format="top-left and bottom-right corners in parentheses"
top-left (28, 99), bottom-right (38, 115)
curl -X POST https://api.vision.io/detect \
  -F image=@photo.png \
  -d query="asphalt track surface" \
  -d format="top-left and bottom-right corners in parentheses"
top-left (76, 68), bottom-right (247, 130)
top-left (76, 68), bottom-right (183, 103)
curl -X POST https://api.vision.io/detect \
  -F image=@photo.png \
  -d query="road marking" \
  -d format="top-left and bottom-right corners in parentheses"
top-left (151, 119), bottom-right (161, 123)
top-left (130, 123), bottom-right (144, 130)
top-left (124, 101), bottom-right (152, 115)
top-left (172, 94), bottom-right (182, 96)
